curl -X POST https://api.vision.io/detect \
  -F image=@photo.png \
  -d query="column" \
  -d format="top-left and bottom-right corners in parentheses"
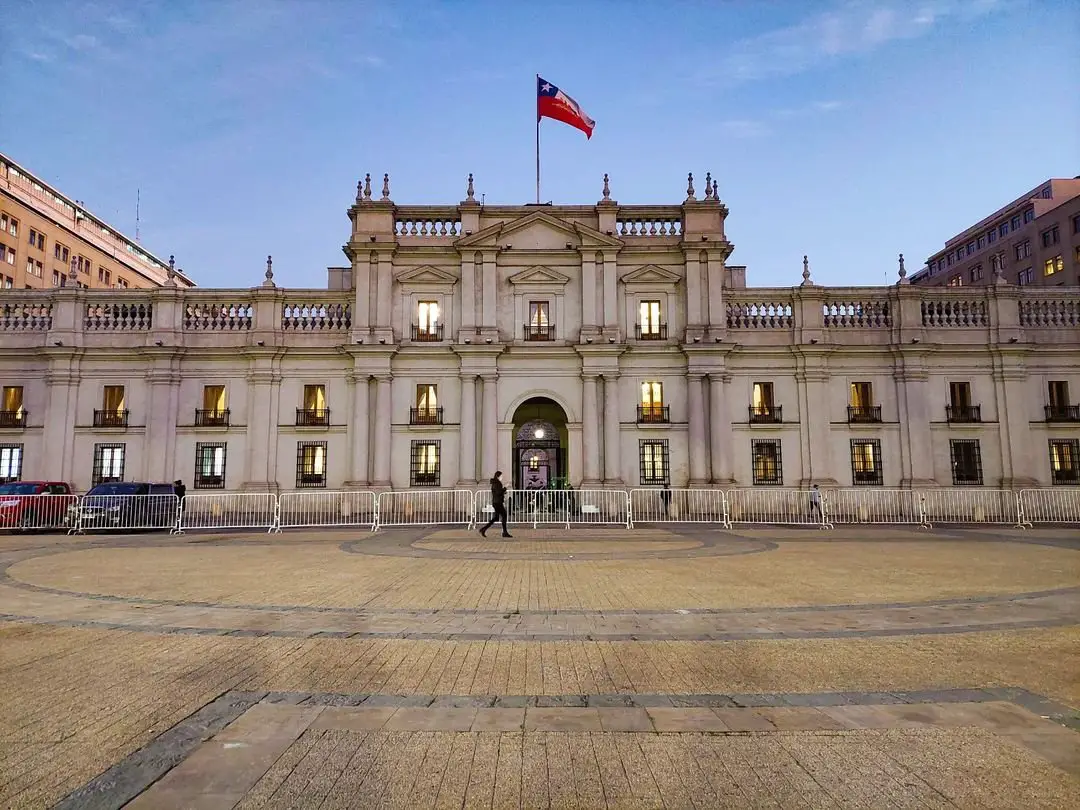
top-left (688, 374), bottom-right (708, 484)
top-left (481, 375), bottom-right (498, 477)
top-left (995, 367), bottom-right (1036, 488)
top-left (603, 374), bottom-right (621, 482)
top-left (43, 366), bottom-right (79, 484)
top-left (372, 375), bottom-right (392, 486)
top-left (376, 253), bottom-right (392, 329)
top-left (602, 252), bottom-right (617, 328)
top-left (482, 252), bottom-right (497, 330)
top-left (460, 256), bottom-right (475, 331)
top-left (348, 374), bottom-right (370, 485)
top-left (582, 374), bottom-right (600, 482)
top-left (706, 253), bottom-right (725, 330)
top-left (243, 372), bottom-right (276, 490)
top-left (708, 374), bottom-right (733, 483)
top-left (797, 369), bottom-right (835, 487)
top-left (459, 374), bottom-right (477, 483)
top-left (353, 258), bottom-right (371, 331)
top-left (897, 370), bottom-right (933, 486)
top-left (685, 252), bottom-right (701, 327)
top-left (144, 374), bottom-right (180, 481)
top-left (581, 252), bottom-right (597, 332)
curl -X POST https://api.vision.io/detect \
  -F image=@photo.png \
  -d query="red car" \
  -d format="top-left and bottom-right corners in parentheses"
top-left (0, 481), bottom-right (78, 531)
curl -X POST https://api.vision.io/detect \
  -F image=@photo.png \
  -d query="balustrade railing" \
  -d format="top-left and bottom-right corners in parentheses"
top-left (823, 299), bottom-right (891, 327)
top-left (84, 301), bottom-right (153, 331)
top-left (726, 299), bottom-right (794, 329)
top-left (281, 301), bottom-right (351, 331)
top-left (184, 301), bottom-right (254, 330)
top-left (394, 217), bottom-right (461, 237)
top-left (1018, 297), bottom-right (1080, 327)
top-left (921, 298), bottom-right (988, 327)
top-left (0, 301), bottom-right (52, 331)
top-left (616, 217), bottom-right (682, 236)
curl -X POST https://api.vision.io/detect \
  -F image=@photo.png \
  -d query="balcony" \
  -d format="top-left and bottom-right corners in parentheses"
top-left (1045, 404), bottom-right (1080, 422)
top-left (634, 323), bottom-right (668, 340)
top-left (749, 405), bottom-right (782, 424)
top-left (93, 409), bottom-right (129, 428)
top-left (637, 405), bottom-right (670, 424)
top-left (295, 408), bottom-right (330, 427)
top-left (524, 323), bottom-right (555, 341)
top-left (946, 404), bottom-right (982, 423)
top-left (194, 408), bottom-right (231, 427)
top-left (0, 410), bottom-right (26, 428)
top-left (847, 405), bottom-right (882, 424)
top-left (411, 323), bottom-right (444, 342)
top-left (1052, 467), bottom-right (1080, 485)
top-left (410, 407), bottom-right (443, 426)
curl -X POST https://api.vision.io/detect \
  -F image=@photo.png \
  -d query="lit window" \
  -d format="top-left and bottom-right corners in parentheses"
top-left (0, 444), bottom-right (24, 483)
top-left (195, 443), bottom-right (227, 489)
top-left (529, 301), bottom-right (549, 326)
top-left (296, 442), bottom-right (327, 488)
top-left (410, 440), bottom-right (440, 487)
top-left (92, 444), bottom-right (125, 485)
top-left (752, 439), bottom-right (782, 485)
top-left (639, 439), bottom-right (669, 486)
top-left (947, 275), bottom-right (962, 287)
top-left (850, 439), bottom-right (883, 486)
top-left (1044, 255), bottom-right (1063, 276)
top-left (1049, 440), bottom-right (1079, 485)
top-left (638, 300), bottom-right (662, 337)
top-left (417, 301), bottom-right (439, 333)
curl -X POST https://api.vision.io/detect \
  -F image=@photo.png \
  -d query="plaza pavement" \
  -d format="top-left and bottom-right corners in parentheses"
top-left (0, 524), bottom-right (1078, 808)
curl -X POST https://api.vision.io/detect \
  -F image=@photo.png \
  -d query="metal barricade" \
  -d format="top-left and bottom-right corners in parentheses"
top-left (376, 490), bottom-right (474, 529)
top-left (278, 490), bottom-right (378, 531)
top-left (70, 494), bottom-right (180, 534)
top-left (1018, 488), bottom-right (1080, 526)
top-left (0, 492), bottom-right (81, 532)
top-left (628, 488), bottom-right (728, 528)
top-left (917, 488), bottom-right (1021, 527)
top-left (178, 493), bottom-right (278, 533)
top-left (727, 488), bottom-right (831, 528)
top-left (823, 488), bottom-right (926, 526)
top-left (474, 488), bottom-right (631, 529)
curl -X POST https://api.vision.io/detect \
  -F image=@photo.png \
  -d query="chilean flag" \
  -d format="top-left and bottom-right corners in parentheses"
top-left (537, 76), bottom-right (595, 139)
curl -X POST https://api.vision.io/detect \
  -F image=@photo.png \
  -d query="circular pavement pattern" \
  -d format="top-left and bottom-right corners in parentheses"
top-left (0, 526), bottom-right (1077, 642)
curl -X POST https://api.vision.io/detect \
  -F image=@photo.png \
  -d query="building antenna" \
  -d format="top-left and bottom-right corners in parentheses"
top-left (136, 188), bottom-right (141, 242)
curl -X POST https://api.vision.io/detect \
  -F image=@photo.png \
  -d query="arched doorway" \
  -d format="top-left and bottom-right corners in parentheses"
top-left (512, 397), bottom-right (569, 489)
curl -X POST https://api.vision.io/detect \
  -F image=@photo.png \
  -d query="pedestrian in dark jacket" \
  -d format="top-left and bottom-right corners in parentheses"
top-left (479, 471), bottom-right (512, 538)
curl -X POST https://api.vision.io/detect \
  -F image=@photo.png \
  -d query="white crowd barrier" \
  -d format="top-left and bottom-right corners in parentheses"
top-left (69, 494), bottom-right (180, 534)
top-left (823, 488), bottom-right (924, 526)
top-left (918, 488), bottom-right (1020, 527)
top-left (1018, 488), bottom-right (1080, 526)
top-left (629, 488), bottom-right (728, 528)
top-left (727, 488), bottom-right (832, 529)
top-left (178, 493), bottom-right (278, 533)
top-left (376, 489), bottom-right (474, 528)
top-left (279, 491), bottom-right (377, 531)
top-left (475, 488), bottom-right (631, 529)
top-left (0, 492), bottom-right (80, 532)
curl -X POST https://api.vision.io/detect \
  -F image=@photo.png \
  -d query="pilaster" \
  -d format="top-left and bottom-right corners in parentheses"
top-left (481, 251), bottom-right (498, 337)
top-left (372, 374), bottom-right (393, 487)
top-left (344, 372), bottom-right (371, 487)
top-left (458, 374), bottom-right (477, 485)
top-left (893, 357), bottom-right (936, 488)
top-left (242, 348), bottom-right (285, 492)
top-left (481, 375), bottom-right (498, 478)
top-left (708, 373), bottom-right (734, 485)
top-left (42, 348), bottom-right (81, 484)
top-left (687, 374), bottom-right (709, 485)
top-left (992, 350), bottom-right (1038, 489)
top-left (142, 352), bottom-right (183, 482)
top-left (580, 251), bottom-right (598, 338)
top-left (794, 351), bottom-right (838, 488)
top-left (581, 373), bottom-right (601, 485)
top-left (602, 373), bottom-right (622, 484)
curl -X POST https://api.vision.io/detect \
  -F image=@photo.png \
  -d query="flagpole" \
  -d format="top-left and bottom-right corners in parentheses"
top-left (535, 74), bottom-right (541, 204)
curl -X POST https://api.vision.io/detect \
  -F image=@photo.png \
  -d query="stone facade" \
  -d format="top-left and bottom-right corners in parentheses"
top-left (0, 174), bottom-right (1078, 493)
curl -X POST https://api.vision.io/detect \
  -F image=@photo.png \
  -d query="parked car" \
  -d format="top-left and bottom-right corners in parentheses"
top-left (68, 482), bottom-right (180, 531)
top-left (0, 481), bottom-right (78, 531)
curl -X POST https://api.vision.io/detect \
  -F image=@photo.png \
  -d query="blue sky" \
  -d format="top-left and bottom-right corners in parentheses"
top-left (2, 0), bottom-right (1077, 288)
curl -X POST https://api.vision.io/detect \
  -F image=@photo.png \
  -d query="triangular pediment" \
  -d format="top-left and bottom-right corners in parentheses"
top-left (508, 265), bottom-right (571, 286)
top-left (620, 264), bottom-right (682, 285)
top-left (394, 264), bottom-right (458, 284)
top-left (456, 211), bottom-right (622, 250)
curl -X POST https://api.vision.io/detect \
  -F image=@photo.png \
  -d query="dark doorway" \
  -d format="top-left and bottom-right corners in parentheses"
top-left (511, 397), bottom-right (569, 489)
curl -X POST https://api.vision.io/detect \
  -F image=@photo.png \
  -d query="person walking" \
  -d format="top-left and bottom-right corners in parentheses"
top-left (809, 484), bottom-right (822, 521)
top-left (479, 471), bottom-right (512, 538)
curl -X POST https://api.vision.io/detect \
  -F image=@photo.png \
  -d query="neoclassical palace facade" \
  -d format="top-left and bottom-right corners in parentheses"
top-left (1, 175), bottom-right (1078, 493)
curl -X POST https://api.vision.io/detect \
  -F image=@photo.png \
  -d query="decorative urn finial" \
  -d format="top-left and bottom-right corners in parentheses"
top-left (355, 180), bottom-right (363, 203)
top-left (363, 173), bottom-right (372, 200)
top-left (381, 173), bottom-right (390, 201)
top-left (704, 172), bottom-right (713, 200)
top-left (602, 173), bottom-right (610, 201)
top-left (686, 172), bottom-right (695, 200)
top-left (897, 253), bottom-right (908, 285)
top-left (165, 254), bottom-right (177, 287)
top-left (801, 254), bottom-right (813, 286)
top-left (711, 177), bottom-right (719, 200)
top-left (466, 173), bottom-right (475, 201)
top-left (263, 254), bottom-right (275, 287)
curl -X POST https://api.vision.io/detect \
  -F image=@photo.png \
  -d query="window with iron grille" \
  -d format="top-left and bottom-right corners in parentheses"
top-left (1049, 439), bottom-right (1079, 485)
top-left (410, 440), bottom-right (441, 487)
top-left (296, 441), bottom-right (327, 488)
top-left (194, 443), bottom-right (227, 489)
top-left (751, 439), bottom-right (782, 485)
top-left (850, 439), bottom-right (883, 486)
top-left (638, 439), bottom-right (669, 486)
top-left (949, 439), bottom-right (982, 485)
top-left (92, 443), bottom-right (125, 486)
top-left (0, 443), bottom-right (23, 483)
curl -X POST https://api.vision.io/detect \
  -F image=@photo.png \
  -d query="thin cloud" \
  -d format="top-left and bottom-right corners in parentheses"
top-left (721, 119), bottom-right (772, 139)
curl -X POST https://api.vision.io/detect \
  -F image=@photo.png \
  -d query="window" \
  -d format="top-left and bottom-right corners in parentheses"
top-left (203, 385), bottom-right (226, 412)
top-left (54, 242), bottom-right (69, 263)
top-left (299, 384), bottom-right (328, 424)
top-left (987, 229), bottom-right (996, 244)
top-left (1010, 215), bottom-right (1021, 230)
top-left (1023, 208), bottom-right (1034, 223)
top-left (1014, 241), bottom-right (1030, 261)
top-left (966, 240), bottom-right (976, 255)
top-left (52, 270), bottom-right (64, 287)
top-left (27, 228), bottom-right (44, 250)
top-left (75, 255), bottom-right (91, 274)
top-left (414, 301), bottom-right (441, 340)
top-left (1048, 381), bottom-right (1070, 408)
top-left (1, 214), bottom-right (17, 238)
top-left (116, 277), bottom-right (129, 289)
top-left (638, 439), bottom-right (669, 486)
top-left (1041, 225), bottom-right (1060, 247)
top-left (850, 439), bottom-right (883, 486)
top-left (526, 301), bottom-right (553, 340)
top-left (410, 440), bottom-right (440, 487)
top-left (26, 258), bottom-right (42, 277)
top-left (103, 385), bottom-right (125, 413)
top-left (850, 382), bottom-right (873, 409)
top-left (0, 444), bottom-right (22, 483)
top-left (194, 443), bottom-right (227, 489)
top-left (949, 382), bottom-right (971, 408)
top-left (296, 441), bottom-right (327, 488)
top-left (638, 381), bottom-right (667, 423)
top-left (947, 274), bottom-right (962, 287)
top-left (3, 244), bottom-right (13, 266)
top-left (92, 444), bottom-right (125, 485)
top-left (949, 439), bottom-right (982, 485)
top-left (197, 385), bottom-right (228, 426)
top-left (1073, 214), bottom-right (1080, 234)
top-left (638, 300), bottom-right (664, 338)
top-left (2, 276), bottom-right (11, 289)
top-left (1044, 255), bottom-right (1063, 276)
top-left (1049, 440), bottom-right (1079, 485)
top-left (976, 235), bottom-right (985, 250)
top-left (752, 439), bottom-right (782, 485)
top-left (1018, 268), bottom-right (1033, 285)
top-left (412, 384), bottom-right (441, 424)
top-left (750, 381), bottom-right (779, 422)
top-left (98, 267), bottom-right (111, 286)
top-left (1, 386), bottom-right (24, 426)
top-left (999, 223), bottom-right (1009, 238)
top-left (970, 264), bottom-right (982, 282)
top-left (945, 253), bottom-right (953, 267)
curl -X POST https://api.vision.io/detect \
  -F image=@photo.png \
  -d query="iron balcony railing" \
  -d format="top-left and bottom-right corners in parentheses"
top-left (634, 323), bottom-right (668, 340)
top-left (296, 408), bottom-right (330, 426)
top-left (0, 410), bottom-right (26, 428)
top-left (1045, 404), bottom-right (1080, 422)
top-left (194, 408), bottom-right (230, 427)
top-left (411, 323), bottom-right (444, 342)
top-left (93, 409), bottom-right (129, 428)
top-left (847, 405), bottom-right (882, 423)
top-left (524, 323), bottom-right (555, 341)
top-left (748, 405), bottom-right (782, 424)
top-left (637, 405), bottom-right (670, 424)
top-left (410, 407), bottom-right (443, 425)
top-left (946, 404), bottom-right (982, 423)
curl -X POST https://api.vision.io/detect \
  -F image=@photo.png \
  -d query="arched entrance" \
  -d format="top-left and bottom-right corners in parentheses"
top-left (512, 397), bottom-right (569, 489)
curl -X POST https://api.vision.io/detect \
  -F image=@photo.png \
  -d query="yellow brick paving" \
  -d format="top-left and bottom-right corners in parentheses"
top-left (0, 527), bottom-right (1078, 807)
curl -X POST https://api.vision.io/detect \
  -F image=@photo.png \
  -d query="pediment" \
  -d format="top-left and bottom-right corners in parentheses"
top-left (508, 265), bottom-right (571, 286)
top-left (619, 264), bottom-right (682, 285)
top-left (456, 211), bottom-right (622, 250)
top-left (394, 265), bottom-right (458, 285)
